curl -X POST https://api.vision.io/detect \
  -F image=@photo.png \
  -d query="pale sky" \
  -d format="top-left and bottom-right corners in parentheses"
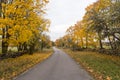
top-left (46, 0), bottom-right (97, 41)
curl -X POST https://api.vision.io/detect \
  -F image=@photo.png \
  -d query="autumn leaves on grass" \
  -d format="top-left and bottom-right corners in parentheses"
top-left (64, 49), bottom-right (120, 80)
top-left (0, 51), bottom-right (52, 80)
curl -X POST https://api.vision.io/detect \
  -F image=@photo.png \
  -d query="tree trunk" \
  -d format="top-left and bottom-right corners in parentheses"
top-left (2, 41), bottom-right (8, 54)
top-left (2, 28), bottom-right (9, 54)
top-left (1, 0), bottom-right (9, 54)
top-left (80, 37), bottom-right (84, 48)
top-left (40, 41), bottom-right (44, 51)
top-left (29, 44), bottom-right (35, 54)
top-left (18, 44), bottom-right (22, 51)
top-left (23, 42), bottom-right (28, 51)
top-left (85, 33), bottom-right (88, 49)
top-left (108, 36), bottom-right (114, 50)
top-left (113, 34), bottom-right (120, 42)
top-left (98, 32), bottom-right (103, 49)
top-left (113, 36), bottom-right (117, 49)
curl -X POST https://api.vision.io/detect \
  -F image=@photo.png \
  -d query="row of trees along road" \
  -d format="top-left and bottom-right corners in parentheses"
top-left (0, 0), bottom-right (51, 54)
top-left (55, 0), bottom-right (120, 55)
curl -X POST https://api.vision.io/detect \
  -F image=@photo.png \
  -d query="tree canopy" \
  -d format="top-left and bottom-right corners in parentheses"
top-left (0, 0), bottom-right (51, 54)
top-left (55, 0), bottom-right (120, 54)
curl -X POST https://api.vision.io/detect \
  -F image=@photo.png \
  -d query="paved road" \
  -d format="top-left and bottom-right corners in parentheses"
top-left (14, 47), bottom-right (94, 80)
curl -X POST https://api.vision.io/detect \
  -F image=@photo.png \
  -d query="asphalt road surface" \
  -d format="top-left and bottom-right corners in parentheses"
top-left (14, 47), bottom-right (94, 80)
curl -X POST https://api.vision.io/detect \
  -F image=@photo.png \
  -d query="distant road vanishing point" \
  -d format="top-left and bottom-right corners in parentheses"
top-left (14, 47), bottom-right (94, 80)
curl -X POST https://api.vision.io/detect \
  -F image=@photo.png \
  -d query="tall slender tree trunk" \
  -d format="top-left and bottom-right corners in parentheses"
top-left (0, 0), bottom-right (9, 54)
top-left (1, 13), bottom-right (9, 54)
top-left (98, 32), bottom-right (103, 49)
top-left (80, 37), bottom-right (84, 48)
top-left (108, 36), bottom-right (114, 50)
top-left (29, 44), bottom-right (35, 54)
top-left (18, 43), bottom-right (23, 51)
top-left (22, 42), bottom-right (28, 52)
top-left (85, 33), bottom-right (88, 49)
top-left (2, 28), bottom-right (9, 54)
top-left (113, 34), bottom-right (120, 42)
top-left (113, 36), bottom-right (117, 49)
top-left (40, 41), bottom-right (43, 51)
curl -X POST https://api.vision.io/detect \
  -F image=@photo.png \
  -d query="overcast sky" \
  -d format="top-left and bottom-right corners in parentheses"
top-left (46, 0), bottom-right (97, 41)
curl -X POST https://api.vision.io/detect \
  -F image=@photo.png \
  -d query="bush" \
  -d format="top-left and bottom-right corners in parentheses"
top-left (98, 49), bottom-right (120, 56)
top-left (0, 51), bottom-right (27, 60)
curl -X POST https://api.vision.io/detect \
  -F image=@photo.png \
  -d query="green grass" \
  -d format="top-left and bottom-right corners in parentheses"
top-left (63, 49), bottom-right (120, 80)
top-left (0, 49), bottom-right (53, 80)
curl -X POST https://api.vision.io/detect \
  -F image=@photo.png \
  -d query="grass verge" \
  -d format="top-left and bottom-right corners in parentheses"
top-left (63, 49), bottom-right (120, 80)
top-left (0, 49), bottom-right (53, 80)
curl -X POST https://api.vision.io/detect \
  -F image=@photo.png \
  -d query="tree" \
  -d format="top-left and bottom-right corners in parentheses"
top-left (0, 0), bottom-right (49, 54)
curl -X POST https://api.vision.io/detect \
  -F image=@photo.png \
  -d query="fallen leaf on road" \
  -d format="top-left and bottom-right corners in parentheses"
top-left (106, 76), bottom-right (111, 80)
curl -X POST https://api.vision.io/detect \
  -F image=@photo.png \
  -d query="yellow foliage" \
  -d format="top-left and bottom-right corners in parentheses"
top-left (106, 76), bottom-right (111, 80)
top-left (0, 0), bottom-right (49, 47)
